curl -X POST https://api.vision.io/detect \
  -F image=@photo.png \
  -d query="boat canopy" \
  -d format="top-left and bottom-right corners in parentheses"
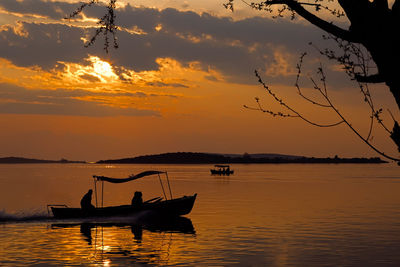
top-left (214, 165), bottom-right (230, 168)
top-left (93, 170), bottom-right (166, 184)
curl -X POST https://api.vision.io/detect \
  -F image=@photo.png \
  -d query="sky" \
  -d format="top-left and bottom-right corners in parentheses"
top-left (0, 0), bottom-right (398, 161)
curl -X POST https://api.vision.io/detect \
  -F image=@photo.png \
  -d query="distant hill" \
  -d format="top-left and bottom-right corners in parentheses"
top-left (220, 153), bottom-right (304, 159)
top-left (97, 152), bottom-right (387, 164)
top-left (0, 157), bottom-right (85, 164)
top-left (97, 152), bottom-right (228, 164)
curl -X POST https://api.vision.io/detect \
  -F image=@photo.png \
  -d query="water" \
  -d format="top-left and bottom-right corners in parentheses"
top-left (1, 163), bottom-right (400, 266)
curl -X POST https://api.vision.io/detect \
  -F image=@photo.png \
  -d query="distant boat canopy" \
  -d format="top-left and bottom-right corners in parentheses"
top-left (214, 165), bottom-right (230, 168)
top-left (93, 170), bottom-right (166, 184)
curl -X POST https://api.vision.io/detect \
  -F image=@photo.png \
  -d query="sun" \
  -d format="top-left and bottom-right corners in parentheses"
top-left (88, 56), bottom-right (119, 82)
top-left (92, 57), bottom-right (115, 78)
top-left (93, 60), bottom-right (114, 78)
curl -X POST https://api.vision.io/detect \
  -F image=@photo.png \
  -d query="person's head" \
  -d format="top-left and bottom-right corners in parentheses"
top-left (88, 189), bottom-right (93, 195)
top-left (134, 191), bottom-right (142, 197)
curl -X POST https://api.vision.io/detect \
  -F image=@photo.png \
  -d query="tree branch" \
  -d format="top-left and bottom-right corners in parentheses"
top-left (295, 53), bottom-right (331, 107)
top-left (68, 0), bottom-right (118, 52)
top-left (252, 55), bottom-right (400, 162)
top-left (261, 0), bottom-right (359, 42)
top-left (316, 68), bottom-right (400, 162)
top-left (355, 73), bottom-right (385, 83)
top-left (254, 69), bottom-right (345, 127)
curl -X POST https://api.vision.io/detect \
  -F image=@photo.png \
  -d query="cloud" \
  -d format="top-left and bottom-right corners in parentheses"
top-left (78, 73), bottom-right (102, 83)
top-left (264, 46), bottom-right (297, 77)
top-left (0, 1), bottom-right (347, 87)
top-left (0, 22), bottom-right (94, 69)
top-left (0, 0), bottom-right (104, 20)
top-left (146, 81), bottom-right (188, 88)
top-left (0, 83), bottom-right (160, 117)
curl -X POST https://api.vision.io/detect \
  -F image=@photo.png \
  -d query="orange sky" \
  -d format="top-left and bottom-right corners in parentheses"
top-left (0, 0), bottom-right (398, 161)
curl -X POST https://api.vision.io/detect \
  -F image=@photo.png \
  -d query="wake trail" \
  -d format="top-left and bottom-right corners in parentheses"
top-left (0, 209), bottom-right (159, 224)
top-left (0, 210), bottom-right (53, 223)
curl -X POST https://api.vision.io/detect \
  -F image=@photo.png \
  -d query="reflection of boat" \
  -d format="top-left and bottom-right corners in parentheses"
top-left (50, 216), bottom-right (196, 265)
top-left (52, 216), bottom-right (195, 235)
top-left (210, 165), bottom-right (234, 175)
top-left (51, 216), bottom-right (196, 240)
top-left (49, 170), bottom-right (197, 219)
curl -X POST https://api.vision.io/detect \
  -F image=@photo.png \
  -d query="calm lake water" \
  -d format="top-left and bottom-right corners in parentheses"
top-left (1, 163), bottom-right (400, 266)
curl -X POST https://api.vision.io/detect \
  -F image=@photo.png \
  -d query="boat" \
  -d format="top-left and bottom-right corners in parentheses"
top-left (48, 170), bottom-right (197, 219)
top-left (210, 165), bottom-right (234, 175)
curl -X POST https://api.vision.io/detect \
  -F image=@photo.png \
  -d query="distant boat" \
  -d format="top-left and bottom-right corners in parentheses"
top-left (210, 165), bottom-right (234, 175)
top-left (48, 171), bottom-right (197, 219)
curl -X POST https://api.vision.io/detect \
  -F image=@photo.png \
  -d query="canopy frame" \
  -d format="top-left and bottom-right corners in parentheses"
top-left (91, 170), bottom-right (172, 208)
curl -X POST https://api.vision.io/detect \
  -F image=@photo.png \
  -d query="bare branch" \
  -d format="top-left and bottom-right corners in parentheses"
top-left (311, 35), bottom-right (392, 137)
top-left (295, 53), bottom-right (331, 107)
top-left (314, 67), bottom-right (400, 161)
top-left (68, 0), bottom-right (118, 52)
top-left (66, 0), bottom-right (98, 19)
top-left (244, 98), bottom-right (298, 117)
top-left (254, 70), bottom-right (345, 127)
top-left (252, 54), bottom-right (400, 162)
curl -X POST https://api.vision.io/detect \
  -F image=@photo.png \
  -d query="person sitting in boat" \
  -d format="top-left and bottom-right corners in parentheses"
top-left (80, 189), bottom-right (95, 210)
top-left (131, 191), bottom-right (143, 207)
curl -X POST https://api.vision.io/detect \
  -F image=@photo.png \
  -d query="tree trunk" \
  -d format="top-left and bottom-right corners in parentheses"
top-left (338, 0), bottom-right (400, 151)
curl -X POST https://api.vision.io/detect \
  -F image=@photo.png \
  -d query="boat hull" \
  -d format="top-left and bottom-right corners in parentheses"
top-left (51, 194), bottom-right (197, 219)
top-left (210, 170), bottom-right (234, 175)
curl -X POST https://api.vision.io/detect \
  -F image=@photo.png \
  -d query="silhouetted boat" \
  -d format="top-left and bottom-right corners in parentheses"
top-left (49, 171), bottom-right (197, 219)
top-left (210, 165), bottom-right (234, 175)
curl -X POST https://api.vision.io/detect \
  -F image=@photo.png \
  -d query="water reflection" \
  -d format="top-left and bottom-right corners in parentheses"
top-left (2, 164), bottom-right (400, 266)
top-left (50, 216), bottom-right (195, 265)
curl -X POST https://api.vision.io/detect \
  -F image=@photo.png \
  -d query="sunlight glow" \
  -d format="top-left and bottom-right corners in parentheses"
top-left (90, 57), bottom-right (117, 80)
top-left (79, 12), bottom-right (99, 23)
top-left (0, 55), bottom-right (227, 113)
top-left (155, 24), bottom-right (163, 32)
top-left (124, 25), bottom-right (147, 35)
top-left (57, 55), bottom-right (120, 85)
top-left (0, 55), bottom-right (223, 92)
